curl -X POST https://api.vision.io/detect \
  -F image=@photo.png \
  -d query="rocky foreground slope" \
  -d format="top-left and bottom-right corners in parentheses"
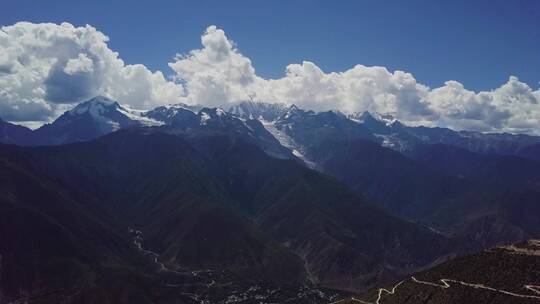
top-left (333, 239), bottom-right (540, 304)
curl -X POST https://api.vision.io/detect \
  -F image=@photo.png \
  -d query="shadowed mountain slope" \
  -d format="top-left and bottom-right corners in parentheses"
top-left (0, 129), bottom-right (455, 297)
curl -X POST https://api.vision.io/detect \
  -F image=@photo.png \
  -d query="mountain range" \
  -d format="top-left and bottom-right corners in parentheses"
top-left (1, 96), bottom-right (539, 303)
top-left (4, 96), bottom-right (539, 160)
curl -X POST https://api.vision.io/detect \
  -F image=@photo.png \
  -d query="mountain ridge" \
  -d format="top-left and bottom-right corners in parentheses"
top-left (3, 97), bottom-right (539, 159)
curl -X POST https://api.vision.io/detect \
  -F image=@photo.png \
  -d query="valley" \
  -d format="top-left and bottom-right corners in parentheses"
top-left (1, 98), bottom-right (539, 303)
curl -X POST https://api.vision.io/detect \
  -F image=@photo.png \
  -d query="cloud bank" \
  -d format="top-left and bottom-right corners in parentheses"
top-left (1, 22), bottom-right (539, 135)
top-left (0, 22), bottom-right (184, 123)
top-left (169, 26), bottom-right (540, 134)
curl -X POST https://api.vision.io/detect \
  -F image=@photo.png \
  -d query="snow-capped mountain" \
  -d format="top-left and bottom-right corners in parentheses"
top-left (349, 111), bottom-right (402, 134)
top-left (143, 103), bottom-right (202, 125)
top-left (143, 104), bottom-right (201, 128)
top-left (2, 96), bottom-right (540, 163)
top-left (265, 108), bottom-right (376, 167)
top-left (227, 100), bottom-right (289, 121)
top-left (141, 102), bottom-right (294, 160)
top-left (5, 97), bottom-right (292, 160)
top-left (348, 111), bottom-right (540, 155)
top-left (347, 111), bottom-right (420, 151)
top-left (404, 126), bottom-right (540, 155)
top-left (159, 106), bottom-right (296, 160)
top-left (34, 96), bottom-right (163, 144)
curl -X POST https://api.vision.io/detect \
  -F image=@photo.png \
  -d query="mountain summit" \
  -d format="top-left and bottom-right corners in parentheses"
top-left (3, 96), bottom-right (540, 159)
top-left (33, 96), bottom-right (162, 144)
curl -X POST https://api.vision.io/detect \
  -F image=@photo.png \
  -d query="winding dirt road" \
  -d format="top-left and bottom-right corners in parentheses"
top-left (330, 240), bottom-right (540, 304)
top-left (329, 276), bottom-right (540, 304)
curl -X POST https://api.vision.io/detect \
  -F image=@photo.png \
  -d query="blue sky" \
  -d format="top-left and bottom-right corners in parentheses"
top-left (1, 0), bottom-right (540, 134)
top-left (2, 0), bottom-right (539, 90)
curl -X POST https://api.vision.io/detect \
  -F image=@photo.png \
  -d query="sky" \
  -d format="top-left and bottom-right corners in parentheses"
top-left (1, 0), bottom-right (540, 134)
top-left (3, 0), bottom-right (539, 89)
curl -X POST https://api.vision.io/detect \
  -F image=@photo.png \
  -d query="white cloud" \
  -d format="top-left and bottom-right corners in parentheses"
top-left (426, 77), bottom-right (540, 133)
top-left (168, 26), bottom-right (434, 124)
top-left (168, 25), bottom-right (258, 107)
top-left (169, 26), bottom-right (540, 135)
top-left (0, 22), bottom-right (184, 122)
top-left (261, 62), bottom-right (434, 123)
top-left (1, 22), bottom-right (539, 135)
top-left (64, 53), bottom-right (94, 75)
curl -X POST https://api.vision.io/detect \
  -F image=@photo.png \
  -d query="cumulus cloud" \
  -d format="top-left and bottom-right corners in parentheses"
top-left (426, 77), bottom-right (540, 133)
top-left (168, 25), bottom-right (259, 107)
top-left (169, 25), bottom-right (540, 134)
top-left (1, 22), bottom-right (539, 134)
top-left (168, 26), bottom-right (434, 123)
top-left (262, 62), bottom-right (434, 122)
top-left (0, 22), bottom-right (184, 123)
top-left (63, 53), bottom-right (94, 75)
